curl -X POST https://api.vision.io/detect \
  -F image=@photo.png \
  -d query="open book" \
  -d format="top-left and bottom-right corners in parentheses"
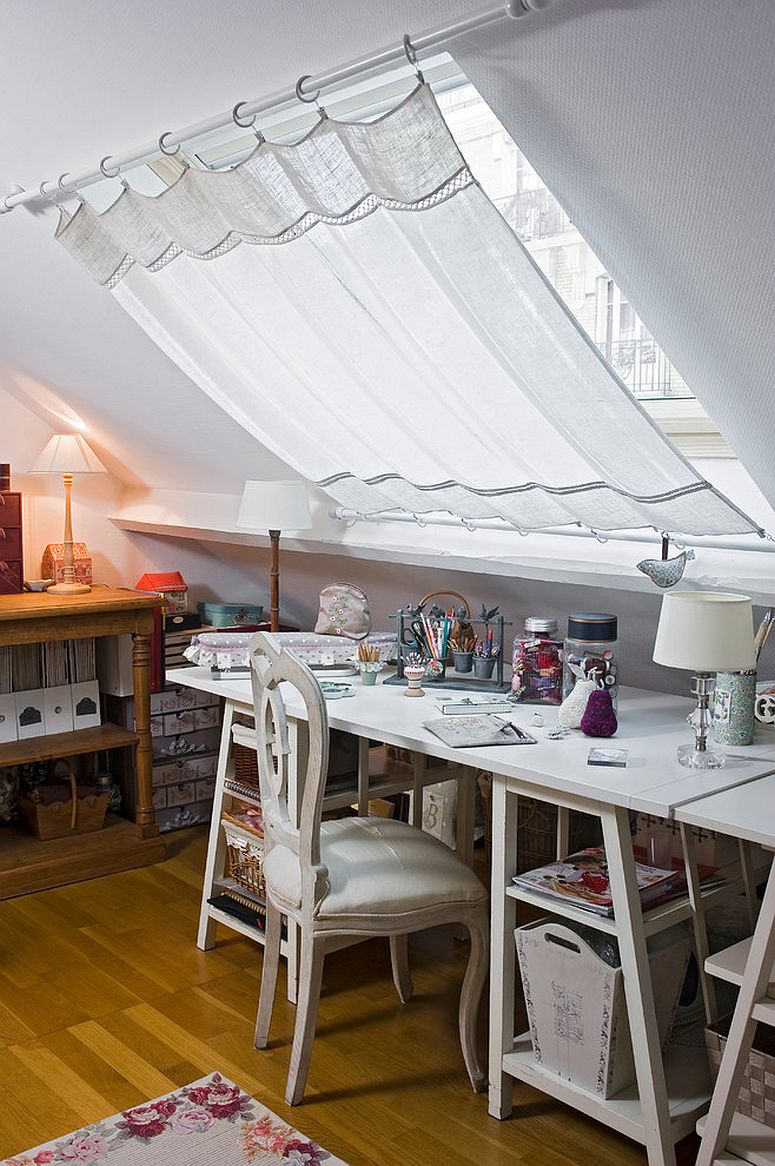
top-left (512, 846), bottom-right (679, 917)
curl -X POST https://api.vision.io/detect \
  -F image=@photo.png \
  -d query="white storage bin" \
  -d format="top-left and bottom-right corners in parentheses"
top-left (515, 917), bottom-right (690, 1097)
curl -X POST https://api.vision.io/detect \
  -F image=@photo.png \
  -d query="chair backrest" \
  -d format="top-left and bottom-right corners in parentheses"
top-left (248, 631), bottom-right (330, 904)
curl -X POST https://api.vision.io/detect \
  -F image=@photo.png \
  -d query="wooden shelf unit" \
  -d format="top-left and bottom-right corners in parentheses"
top-left (0, 587), bottom-right (165, 898)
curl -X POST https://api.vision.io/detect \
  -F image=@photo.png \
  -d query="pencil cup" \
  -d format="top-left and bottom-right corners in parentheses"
top-left (472, 656), bottom-right (496, 680)
top-left (452, 650), bottom-right (473, 673)
top-left (712, 670), bottom-right (756, 745)
top-left (359, 661), bottom-right (383, 686)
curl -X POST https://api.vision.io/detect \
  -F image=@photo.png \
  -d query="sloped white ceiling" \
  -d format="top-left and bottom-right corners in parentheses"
top-left (0, 0), bottom-right (774, 509)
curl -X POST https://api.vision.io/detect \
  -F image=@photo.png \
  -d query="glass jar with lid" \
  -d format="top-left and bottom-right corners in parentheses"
top-left (562, 613), bottom-right (618, 708)
top-left (511, 616), bottom-right (564, 704)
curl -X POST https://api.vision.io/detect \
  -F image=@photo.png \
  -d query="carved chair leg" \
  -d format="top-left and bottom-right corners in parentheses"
top-left (389, 932), bottom-right (413, 1003)
top-left (286, 933), bottom-right (326, 1106)
top-left (254, 903), bottom-right (282, 1049)
top-left (459, 903), bottom-right (490, 1092)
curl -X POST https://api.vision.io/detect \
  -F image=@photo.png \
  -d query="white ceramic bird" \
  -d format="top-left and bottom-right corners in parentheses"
top-left (636, 548), bottom-right (695, 588)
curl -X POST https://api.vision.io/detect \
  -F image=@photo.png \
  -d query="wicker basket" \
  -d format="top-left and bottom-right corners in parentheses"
top-left (706, 1018), bottom-right (775, 1128)
top-left (476, 774), bottom-right (600, 872)
top-left (19, 763), bottom-right (108, 840)
top-left (222, 814), bottom-right (266, 901)
top-left (232, 740), bottom-right (260, 788)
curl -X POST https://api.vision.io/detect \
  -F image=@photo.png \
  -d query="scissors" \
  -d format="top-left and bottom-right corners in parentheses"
top-left (401, 618), bottom-right (430, 657)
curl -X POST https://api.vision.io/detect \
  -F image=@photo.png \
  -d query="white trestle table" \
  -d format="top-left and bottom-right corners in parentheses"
top-left (167, 666), bottom-right (775, 1166)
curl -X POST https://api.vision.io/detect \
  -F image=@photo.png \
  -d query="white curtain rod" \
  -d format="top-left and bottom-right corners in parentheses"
top-left (329, 507), bottom-right (775, 553)
top-left (1, 0), bottom-right (552, 214)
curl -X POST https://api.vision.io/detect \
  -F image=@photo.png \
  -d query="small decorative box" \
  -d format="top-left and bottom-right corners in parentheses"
top-left (41, 542), bottom-right (92, 586)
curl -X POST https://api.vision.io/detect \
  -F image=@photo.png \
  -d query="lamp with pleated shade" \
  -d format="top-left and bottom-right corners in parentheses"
top-left (30, 434), bottom-right (106, 595)
top-left (236, 481), bottom-right (312, 631)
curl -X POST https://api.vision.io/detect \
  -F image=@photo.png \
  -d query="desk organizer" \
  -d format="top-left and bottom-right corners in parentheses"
top-left (385, 593), bottom-right (511, 692)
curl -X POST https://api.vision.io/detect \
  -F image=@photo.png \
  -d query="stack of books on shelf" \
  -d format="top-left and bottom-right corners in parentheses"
top-left (512, 846), bottom-right (681, 917)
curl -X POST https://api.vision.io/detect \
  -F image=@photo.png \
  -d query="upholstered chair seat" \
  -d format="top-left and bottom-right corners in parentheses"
top-left (263, 814), bottom-right (488, 919)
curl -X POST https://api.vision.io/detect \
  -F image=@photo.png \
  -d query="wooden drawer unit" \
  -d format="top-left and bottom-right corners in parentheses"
top-left (0, 490), bottom-right (23, 595)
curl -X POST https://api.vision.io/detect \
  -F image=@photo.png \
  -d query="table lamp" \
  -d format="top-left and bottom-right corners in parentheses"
top-left (653, 590), bottom-right (755, 769)
top-left (30, 433), bottom-right (106, 595)
top-left (236, 481), bottom-right (312, 632)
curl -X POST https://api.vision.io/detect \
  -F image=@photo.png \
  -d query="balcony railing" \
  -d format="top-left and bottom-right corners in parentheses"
top-left (496, 187), bottom-right (573, 241)
top-left (598, 338), bottom-right (690, 400)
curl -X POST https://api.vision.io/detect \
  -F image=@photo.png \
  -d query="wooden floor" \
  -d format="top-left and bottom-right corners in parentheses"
top-left (0, 827), bottom-right (699, 1165)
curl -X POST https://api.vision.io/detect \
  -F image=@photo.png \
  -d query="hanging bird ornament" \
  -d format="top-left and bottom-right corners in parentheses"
top-left (637, 533), bottom-right (695, 589)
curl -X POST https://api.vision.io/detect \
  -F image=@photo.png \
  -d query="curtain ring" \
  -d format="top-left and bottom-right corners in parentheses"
top-left (403, 34), bottom-right (425, 84)
top-left (295, 74), bottom-right (327, 119)
top-left (57, 172), bottom-right (74, 193)
top-left (232, 101), bottom-right (256, 128)
top-left (39, 181), bottom-right (58, 204)
top-left (158, 132), bottom-right (181, 157)
top-left (99, 156), bottom-right (121, 179)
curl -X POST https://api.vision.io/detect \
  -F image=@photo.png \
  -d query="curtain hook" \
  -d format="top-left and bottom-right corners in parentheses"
top-left (158, 132), bottom-right (181, 157)
top-left (403, 34), bottom-right (425, 84)
top-left (412, 513), bottom-right (427, 528)
top-left (39, 180), bottom-right (60, 206)
top-left (295, 74), bottom-right (327, 120)
top-left (57, 171), bottom-right (86, 206)
top-left (233, 101), bottom-right (266, 143)
top-left (99, 155), bottom-right (121, 179)
top-left (232, 100), bottom-right (256, 129)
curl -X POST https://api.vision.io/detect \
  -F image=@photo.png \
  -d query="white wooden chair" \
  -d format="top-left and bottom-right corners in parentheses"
top-left (249, 631), bottom-right (490, 1106)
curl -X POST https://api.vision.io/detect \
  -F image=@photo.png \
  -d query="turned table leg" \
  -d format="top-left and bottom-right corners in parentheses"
top-left (132, 630), bottom-right (159, 839)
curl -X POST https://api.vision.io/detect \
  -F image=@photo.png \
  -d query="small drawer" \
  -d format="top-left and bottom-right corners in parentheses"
top-left (153, 786), bottom-right (168, 810)
top-left (0, 526), bottom-right (21, 560)
top-left (195, 777), bottom-right (216, 801)
top-left (154, 754), bottom-right (217, 786)
top-left (163, 709), bottom-right (195, 736)
top-left (0, 560), bottom-right (23, 595)
top-left (152, 686), bottom-right (201, 715)
top-left (192, 705), bottom-right (220, 731)
top-left (166, 781), bottom-right (196, 807)
top-left (152, 726), bottom-right (220, 759)
top-left (0, 493), bottom-right (21, 525)
top-left (150, 714), bottom-right (164, 738)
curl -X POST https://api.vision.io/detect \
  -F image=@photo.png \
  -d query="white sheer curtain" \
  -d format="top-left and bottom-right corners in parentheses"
top-left (55, 83), bottom-right (761, 537)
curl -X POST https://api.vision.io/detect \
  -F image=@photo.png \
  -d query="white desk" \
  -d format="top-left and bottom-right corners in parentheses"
top-left (167, 667), bottom-right (775, 1166)
top-left (677, 776), bottom-right (775, 1166)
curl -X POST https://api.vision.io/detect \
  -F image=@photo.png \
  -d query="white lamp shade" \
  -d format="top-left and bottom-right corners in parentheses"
top-left (653, 591), bottom-right (756, 672)
top-left (31, 433), bottom-right (106, 474)
top-left (237, 480), bottom-right (312, 532)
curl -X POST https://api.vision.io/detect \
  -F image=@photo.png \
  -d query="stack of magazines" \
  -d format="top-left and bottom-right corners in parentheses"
top-left (512, 846), bottom-right (680, 917)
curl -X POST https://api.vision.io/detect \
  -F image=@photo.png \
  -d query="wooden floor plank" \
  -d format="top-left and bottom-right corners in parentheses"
top-left (0, 825), bottom-right (696, 1165)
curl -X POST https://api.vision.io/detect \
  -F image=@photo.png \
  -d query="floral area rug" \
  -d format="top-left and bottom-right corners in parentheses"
top-left (2, 1073), bottom-right (347, 1165)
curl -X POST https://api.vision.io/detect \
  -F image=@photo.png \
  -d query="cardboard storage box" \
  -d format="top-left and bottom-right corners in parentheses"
top-left (516, 917), bottom-right (690, 1097)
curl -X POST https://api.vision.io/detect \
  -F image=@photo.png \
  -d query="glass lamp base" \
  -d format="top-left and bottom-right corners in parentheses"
top-left (676, 742), bottom-right (726, 769)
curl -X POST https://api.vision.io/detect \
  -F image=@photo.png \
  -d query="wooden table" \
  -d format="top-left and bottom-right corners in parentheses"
top-left (0, 586), bottom-right (165, 897)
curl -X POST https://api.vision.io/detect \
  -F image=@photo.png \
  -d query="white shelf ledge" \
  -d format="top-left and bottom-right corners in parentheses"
top-left (504, 1033), bottom-right (711, 1145)
top-left (697, 1111), bottom-right (775, 1165)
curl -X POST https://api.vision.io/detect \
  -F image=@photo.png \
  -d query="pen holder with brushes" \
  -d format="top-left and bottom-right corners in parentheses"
top-left (387, 596), bottom-right (510, 692)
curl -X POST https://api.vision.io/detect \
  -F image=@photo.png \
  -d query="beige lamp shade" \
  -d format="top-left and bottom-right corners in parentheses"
top-left (237, 481), bottom-right (312, 532)
top-left (31, 433), bottom-right (107, 474)
top-left (653, 591), bottom-right (756, 672)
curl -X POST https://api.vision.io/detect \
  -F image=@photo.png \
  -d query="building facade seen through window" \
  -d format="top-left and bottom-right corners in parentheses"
top-left (437, 84), bottom-right (691, 402)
